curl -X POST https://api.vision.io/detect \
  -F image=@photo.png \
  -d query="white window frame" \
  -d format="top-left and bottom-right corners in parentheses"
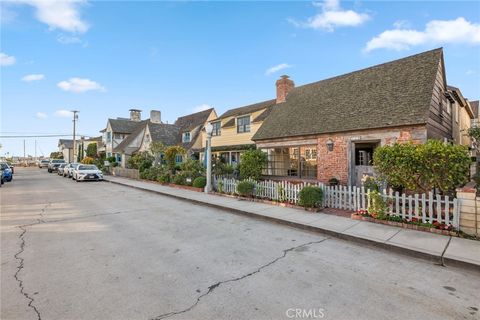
top-left (237, 115), bottom-right (251, 133)
top-left (182, 132), bottom-right (191, 143)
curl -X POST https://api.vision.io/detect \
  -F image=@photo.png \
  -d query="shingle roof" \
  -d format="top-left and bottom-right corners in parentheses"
top-left (113, 120), bottom-right (180, 154)
top-left (253, 48), bottom-right (443, 141)
top-left (175, 108), bottom-right (214, 132)
top-left (252, 105), bottom-right (277, 123)
top-left (218, 99), bottom-right (276, 119)
top-left (108, 118), bottom-right (141, 133)
top-left (149, 122), bottom-right (179, 146)
top-left (470, 101), bottom-right (479, 118)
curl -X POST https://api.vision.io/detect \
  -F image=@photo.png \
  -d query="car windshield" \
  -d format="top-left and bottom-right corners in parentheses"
top-left (0, 163), bottom-right (8, 169)
top-left (78, 165), bottom-right (98, 170)
top-left (59, 164), bottom-right (66, 168)
top-left (52, 160), bottom-right (65, 163)
top-left (41, 160), bottom-right (49, 163)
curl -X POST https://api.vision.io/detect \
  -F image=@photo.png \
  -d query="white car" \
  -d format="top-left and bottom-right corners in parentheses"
top-left (64, 163), bottom-right (79, 178)
top-left (72, 164), bottom-right (103, 182)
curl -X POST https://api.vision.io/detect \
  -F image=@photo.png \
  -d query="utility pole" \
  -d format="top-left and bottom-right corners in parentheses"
top-left (72, 110), bottom-right (79, 162)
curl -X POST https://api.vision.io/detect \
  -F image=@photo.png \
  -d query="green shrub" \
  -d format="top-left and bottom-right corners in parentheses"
top-left (298, 186), bottom-right (323, 208)
top-left (180, 159), bottom-right (205, 180)
top-left (212, 158), bottom-right (235, 175)
top-left (127, 151), bottom-right (153, 172)
top-left (361, 175), bottom-right (380, 192)
top-left (173, 174), bottom-right (187, 185)
top-left (374, 140), bottom-right (470, 194)
top-left (237, 180), bottom-right (255, 197)
top-left (157, 173), bottom-right (171, 184)
top-left (367, 190), bottom-right (387, 219)
top-left (238, 149), bottom-right (267, 180)
top-left (192, 176), bottom-right (207, 188)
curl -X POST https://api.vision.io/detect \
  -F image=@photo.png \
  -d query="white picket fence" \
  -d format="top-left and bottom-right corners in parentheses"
top-left (213, 176), bottom-right (460, 227)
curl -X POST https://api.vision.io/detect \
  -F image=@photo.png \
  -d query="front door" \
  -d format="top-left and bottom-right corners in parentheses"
top-left (353, 142), bottom-right (379, 186)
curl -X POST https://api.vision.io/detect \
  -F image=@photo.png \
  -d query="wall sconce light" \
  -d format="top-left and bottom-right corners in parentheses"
top-left (326, 139), bottom-right (334, 152)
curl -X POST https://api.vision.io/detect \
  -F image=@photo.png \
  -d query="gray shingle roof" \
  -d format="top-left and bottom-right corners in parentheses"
top-left (58, 139), bottom-right (74, 149)
top-left (253, 48), bottom-right (443, 141)
top-left (218, 99), bottom-right (276, 119)
top-left (108, 118), bottom-right (141, 133)
top-left (175, 108), bottom-right (213, 132)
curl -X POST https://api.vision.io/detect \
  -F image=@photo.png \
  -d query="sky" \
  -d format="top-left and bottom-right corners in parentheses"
top-left (1, 0), bottom-right (479, 157)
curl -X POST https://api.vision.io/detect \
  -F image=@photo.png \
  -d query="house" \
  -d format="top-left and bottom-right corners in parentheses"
top-left (114, 108), bottom-right (216, 168)
top-left (175, 108), bottom-right (217, 160)
top-left (99, 109), bottom-right (145, 162)
top-left (253, 48), bottom-right (474, 186)
top-left (114, 110), bottom-right (179, 167)
top-left (58, 139), bottom-right (78, 162)
top-left (446, 86), bottom-right (475, 146)
top-left (198, 100), bottom-right (277, 165)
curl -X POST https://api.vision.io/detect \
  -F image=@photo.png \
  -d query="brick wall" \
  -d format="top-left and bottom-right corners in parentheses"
top-left (316, 125), bottom-right (427, 184)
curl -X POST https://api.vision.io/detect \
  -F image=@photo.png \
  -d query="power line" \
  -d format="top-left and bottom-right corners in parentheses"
top-left (0, 134), bottom-right (94, 138)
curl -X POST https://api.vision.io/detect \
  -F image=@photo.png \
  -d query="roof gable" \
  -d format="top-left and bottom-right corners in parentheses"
top-left (253, 48), bottom-right (443, 141)
top-left (175, 108), bottom-right (214, 132)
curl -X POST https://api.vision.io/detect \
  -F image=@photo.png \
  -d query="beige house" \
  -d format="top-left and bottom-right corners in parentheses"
top-left (446, 86), bottom-right (475, 146)
top-left (198, 99), bottom-right (277, 165)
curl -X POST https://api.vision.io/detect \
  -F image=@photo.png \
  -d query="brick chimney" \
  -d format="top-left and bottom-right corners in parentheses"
top-left (150, 110), bottom-right (161, 124)
top-left (129, 109), bottom-right (142, 121)
top-left (276, 75), bottom-right (294, 103)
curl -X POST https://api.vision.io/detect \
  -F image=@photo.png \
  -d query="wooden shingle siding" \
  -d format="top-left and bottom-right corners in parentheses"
top-left (426, 59), bottom-right (452, 140)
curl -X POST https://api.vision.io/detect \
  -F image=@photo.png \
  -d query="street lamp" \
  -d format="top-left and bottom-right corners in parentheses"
top-left (72, 110), bottom-right (79, 162)
top-left (205, 122), bottom-right (213, 193)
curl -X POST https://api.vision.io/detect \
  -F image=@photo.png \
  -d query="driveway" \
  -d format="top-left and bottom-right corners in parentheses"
top-left (1, 168), bottom-right (479, 320)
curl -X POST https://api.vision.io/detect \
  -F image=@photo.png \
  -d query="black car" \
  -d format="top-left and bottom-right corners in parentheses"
top-left (48, 159), bottom-right (66, 173)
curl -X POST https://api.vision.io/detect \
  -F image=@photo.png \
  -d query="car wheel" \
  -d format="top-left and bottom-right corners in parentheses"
top-left (7, 177), bottom-right (12, 182)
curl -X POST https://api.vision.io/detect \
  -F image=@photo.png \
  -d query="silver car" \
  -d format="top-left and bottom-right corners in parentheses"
top-left (64, 163), bottom-right (79, 178)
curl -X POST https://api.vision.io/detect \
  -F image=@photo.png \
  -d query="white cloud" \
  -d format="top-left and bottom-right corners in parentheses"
top-left (265, 63), bottom-right (292, 76)
top-left (365, 17), bottom-right (480, 52)
top-left (22, 74), bottom-right (45, 81)
top-left (56, 34), bottom-right (82, 44)
top-left (36, 112), bottom-right (48, 119)
top-left (193, 104), bottom-right (213, 112)
top-left (57, 77), bottom-right (105, 93)
top-left (20, 0), bottom-right (89, 33)
top-left (54, 110), bottom-right (73, 118)
top-left (0, 52), bottom-right (16, 66)
top-left (466, 69), bottom-right (476, 75)
top-left (291, 0), bottom-right (370, 32)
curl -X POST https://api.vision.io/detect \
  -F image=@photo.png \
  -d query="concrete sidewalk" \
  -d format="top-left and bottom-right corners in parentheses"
top-left (105, 176), bottom-right (480, 271)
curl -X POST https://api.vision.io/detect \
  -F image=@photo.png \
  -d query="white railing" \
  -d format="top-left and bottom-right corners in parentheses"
top-left (212, 176), bottom-right (460, 227)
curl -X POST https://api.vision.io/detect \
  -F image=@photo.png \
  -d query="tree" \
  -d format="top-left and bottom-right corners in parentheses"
top-left (86, 143), bottom-right (98, 158)
top-left (373, 140), bottom-right (470, 194)
top-left (50, 152), bottom-right (63, 159)
top-left (149, 141), bottom-right (165, 166)
top-left (164, 146), bottom-right (186, 173)
top-left (238, 149), bottom-right (267, 180)
top-left (81, 157), bottom-right (94, 164)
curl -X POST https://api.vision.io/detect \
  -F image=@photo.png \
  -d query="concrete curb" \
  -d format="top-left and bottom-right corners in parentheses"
top-left (105, 178), bottom-right (480, 273)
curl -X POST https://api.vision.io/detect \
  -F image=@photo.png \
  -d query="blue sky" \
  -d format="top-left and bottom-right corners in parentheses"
top-left (1, 0), bottom-right (479, 157)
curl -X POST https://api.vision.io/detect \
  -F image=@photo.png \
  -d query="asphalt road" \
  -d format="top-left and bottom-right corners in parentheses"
top-left (1, 168), bottom-right (479, 320)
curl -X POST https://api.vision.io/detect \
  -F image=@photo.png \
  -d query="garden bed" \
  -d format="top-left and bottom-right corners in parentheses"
top-left (211, 191), bottom-right (322, 212)
top-left (351, 212), bottom-right (457, 237)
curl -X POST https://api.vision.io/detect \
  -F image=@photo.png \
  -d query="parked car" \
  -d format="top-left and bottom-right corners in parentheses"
top-left (72, 164), bottom-right (103, 182)
top-left (48, 159), bottom-right (66, 173)
top-left (57, 163), bottom-right (67, 176)
top-left (7, 162), bottom-right (15, 174)
top-left (0, 163), bottom-right (13, 182)
top-left (0, 167), bottom-right (4, 186)
top-left (38, 159), bottom-right (50, 168)
top-left (64, 163), bottom-right (79, 178)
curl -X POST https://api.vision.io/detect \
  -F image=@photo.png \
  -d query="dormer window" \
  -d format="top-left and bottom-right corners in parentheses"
top-left (212, 121), bottom-right (221, 136)
top-left (237, 115), bottom-right (251, 133)
top-left (182, 132), bottom-right (191, 143)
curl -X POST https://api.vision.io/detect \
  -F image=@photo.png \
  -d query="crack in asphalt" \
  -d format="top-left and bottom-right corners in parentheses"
top-left (11, 203), bottom-right (129, 320)
top-left (13, 202), bottom-right (51, 320)
top-left (150, 237), bottom-right (330, 320)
